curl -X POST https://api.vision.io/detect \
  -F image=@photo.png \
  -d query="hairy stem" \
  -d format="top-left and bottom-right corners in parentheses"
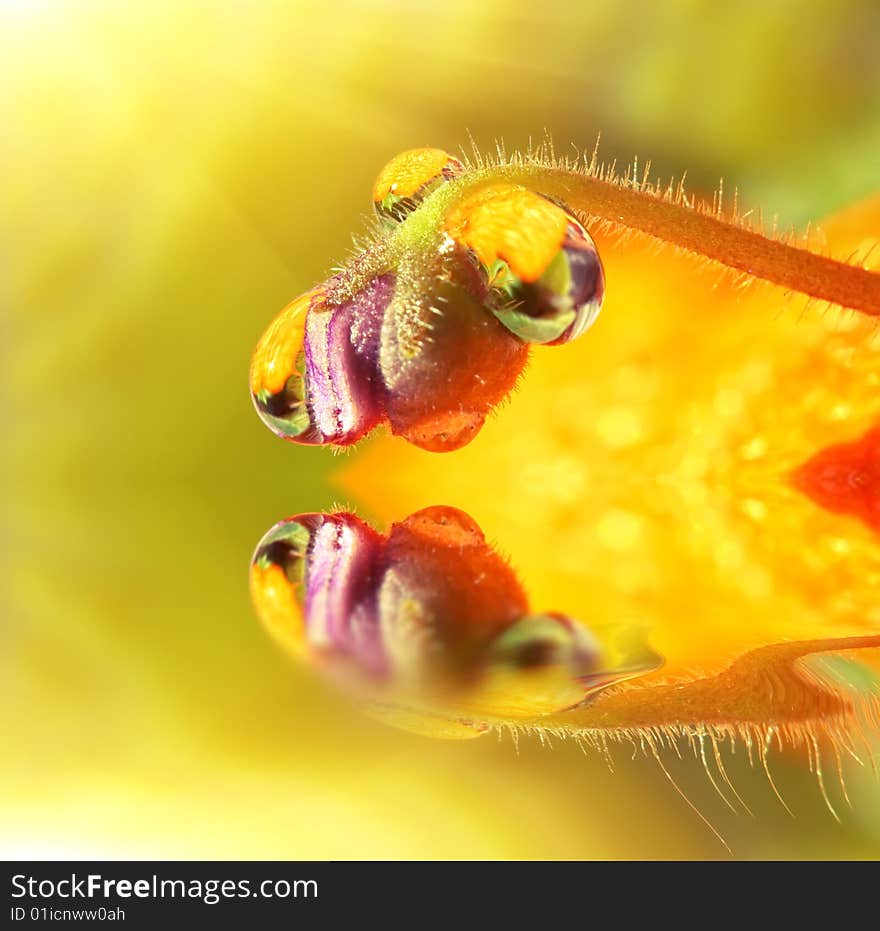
top-left (496, 166), bottom-right (880, 317)
top-left (543, 635), bottom-right (880, 732)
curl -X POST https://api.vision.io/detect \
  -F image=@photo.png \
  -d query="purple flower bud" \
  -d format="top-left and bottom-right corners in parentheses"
top-left (251, 507), bottom-right (662, 734)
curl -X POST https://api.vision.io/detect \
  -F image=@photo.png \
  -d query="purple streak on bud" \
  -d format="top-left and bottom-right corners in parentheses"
top-left (303, 274), bottom-right (395, 444)
top-left (302, 513), bottom-right (388, 677)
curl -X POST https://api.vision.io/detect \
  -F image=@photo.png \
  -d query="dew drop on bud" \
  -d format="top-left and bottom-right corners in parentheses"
top-left (372, 147), bottom-right (464, 222)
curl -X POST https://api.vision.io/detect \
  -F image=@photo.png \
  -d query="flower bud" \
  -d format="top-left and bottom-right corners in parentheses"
top-left (381, 254), bottom-right (529, 451)
top-left (251, 506), bottom-right (659, 737)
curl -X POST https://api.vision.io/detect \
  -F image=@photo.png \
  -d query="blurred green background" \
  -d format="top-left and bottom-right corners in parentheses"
top-left (2, 0), bottom-right (880, 858)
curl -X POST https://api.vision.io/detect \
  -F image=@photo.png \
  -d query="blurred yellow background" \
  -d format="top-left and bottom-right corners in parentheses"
top-left (3, 0), bottom-right (880, 858)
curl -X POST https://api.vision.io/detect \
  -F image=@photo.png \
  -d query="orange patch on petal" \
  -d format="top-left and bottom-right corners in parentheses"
top-left (792, 426), bottom-right (880, 533)
top-left (444, 183), bottom-right (569, 283)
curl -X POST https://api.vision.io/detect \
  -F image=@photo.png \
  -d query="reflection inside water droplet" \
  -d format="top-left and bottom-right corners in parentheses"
top-left (251, 505), bottom-right (661, 738)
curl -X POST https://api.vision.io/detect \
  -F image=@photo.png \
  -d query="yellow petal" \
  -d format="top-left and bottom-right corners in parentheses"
top-left (340, 196), bottom-right (880, 708)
